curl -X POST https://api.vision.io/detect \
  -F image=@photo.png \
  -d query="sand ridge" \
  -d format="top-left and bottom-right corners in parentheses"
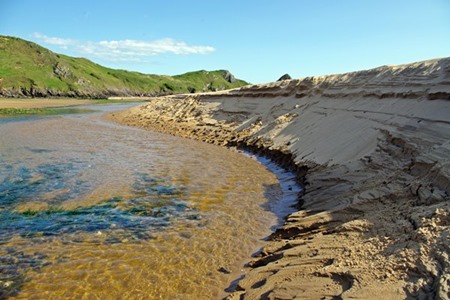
top-left (110, 57), bottom-right (450, 299)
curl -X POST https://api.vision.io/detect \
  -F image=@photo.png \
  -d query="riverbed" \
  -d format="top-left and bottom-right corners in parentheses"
top-left (0, 103), bottom-right (296, 299)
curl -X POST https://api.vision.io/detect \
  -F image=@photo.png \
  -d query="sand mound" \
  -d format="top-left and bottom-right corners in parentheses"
top-left (110, 57), bottom-right (450, 299)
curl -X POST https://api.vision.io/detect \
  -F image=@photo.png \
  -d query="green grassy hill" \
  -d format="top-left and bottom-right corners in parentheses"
top-left (0, 36), bottom-right (248, 98)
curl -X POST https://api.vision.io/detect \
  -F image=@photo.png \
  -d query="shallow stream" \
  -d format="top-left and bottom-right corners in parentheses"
top-left (0, 103), bottom-right (299, 299)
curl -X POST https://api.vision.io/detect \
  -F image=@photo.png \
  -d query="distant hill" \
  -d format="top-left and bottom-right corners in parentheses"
top-left (0, 36), bottom-right (248, 98)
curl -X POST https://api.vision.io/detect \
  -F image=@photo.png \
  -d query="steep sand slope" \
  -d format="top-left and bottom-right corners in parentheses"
top-left (110, 58), bottom-right (450, 299)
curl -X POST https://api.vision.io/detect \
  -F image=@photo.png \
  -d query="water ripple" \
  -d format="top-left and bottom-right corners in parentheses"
top-left (0, 169), bottom-right (201, 244)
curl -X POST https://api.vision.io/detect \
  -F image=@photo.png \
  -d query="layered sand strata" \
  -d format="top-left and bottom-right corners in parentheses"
top-left (110, 58), bottom-right (450, 299)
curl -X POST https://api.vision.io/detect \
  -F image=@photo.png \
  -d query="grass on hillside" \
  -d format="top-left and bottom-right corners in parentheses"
top-left (0, 36), bottom-right (248, 97)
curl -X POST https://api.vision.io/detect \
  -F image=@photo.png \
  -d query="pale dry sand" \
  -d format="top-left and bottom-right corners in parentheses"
top-left (110, 58), bottom-right (450, 299)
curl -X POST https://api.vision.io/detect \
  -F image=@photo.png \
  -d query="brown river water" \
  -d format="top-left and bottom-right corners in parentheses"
top-left (0, 103), bottom-right (299, 299)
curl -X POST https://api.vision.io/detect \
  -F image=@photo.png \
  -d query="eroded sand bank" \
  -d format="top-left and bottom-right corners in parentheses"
top-left (110, 58), bottom-right (450, 299)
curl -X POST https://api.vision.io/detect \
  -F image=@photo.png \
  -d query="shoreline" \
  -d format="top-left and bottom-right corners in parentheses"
top-left (109, 57), bottom-right (450, 299)
top-left (0, 98), bottom-right (96, 109)
top-left (240, 150), bottom-right (303, 225)
top-left (0, 98), bottom-right (147, 109)
top-left (218, 149), bottom-right (303, 298)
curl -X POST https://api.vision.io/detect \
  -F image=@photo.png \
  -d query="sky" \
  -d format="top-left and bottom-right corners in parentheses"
top-left (1, 0), bottom-right (449, 83)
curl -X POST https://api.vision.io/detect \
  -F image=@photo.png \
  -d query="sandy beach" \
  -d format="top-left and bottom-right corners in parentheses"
top-left (0, 98), bottom-right (97, 109)
top-left (0, 98), bottom-right (148, 109)
top-left (110, 57), bottom-right (450, 299)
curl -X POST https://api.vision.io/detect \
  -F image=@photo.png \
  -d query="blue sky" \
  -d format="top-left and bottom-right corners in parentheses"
top-left (1, 0), bottom-right (449, 83)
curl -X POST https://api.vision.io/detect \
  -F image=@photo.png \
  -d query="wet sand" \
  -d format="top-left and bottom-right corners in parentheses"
top-left (110, 57), bottom-right (450, 299)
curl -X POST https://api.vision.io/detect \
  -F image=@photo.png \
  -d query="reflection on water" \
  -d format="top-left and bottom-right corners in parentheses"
top-left (0, 104), bottom-right (284, 299)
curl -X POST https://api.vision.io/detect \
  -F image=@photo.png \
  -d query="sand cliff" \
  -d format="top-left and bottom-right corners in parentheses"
top-left (110, 58), bottom-right (450, 299)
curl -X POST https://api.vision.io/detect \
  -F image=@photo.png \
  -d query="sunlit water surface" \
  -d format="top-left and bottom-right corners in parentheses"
top-left (0, 103), bottom-right (293, 299)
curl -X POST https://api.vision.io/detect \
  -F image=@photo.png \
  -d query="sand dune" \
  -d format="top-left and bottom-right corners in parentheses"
top-left (110, 57), bottom-right (450, 299)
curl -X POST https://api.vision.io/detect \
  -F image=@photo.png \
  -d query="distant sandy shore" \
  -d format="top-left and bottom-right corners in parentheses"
top-left (0, 98), bottom-right (146, 109)
top-left (110, 57), bottom-right (450, 299)
top-left (0, 98), bottom-right (96, 109)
